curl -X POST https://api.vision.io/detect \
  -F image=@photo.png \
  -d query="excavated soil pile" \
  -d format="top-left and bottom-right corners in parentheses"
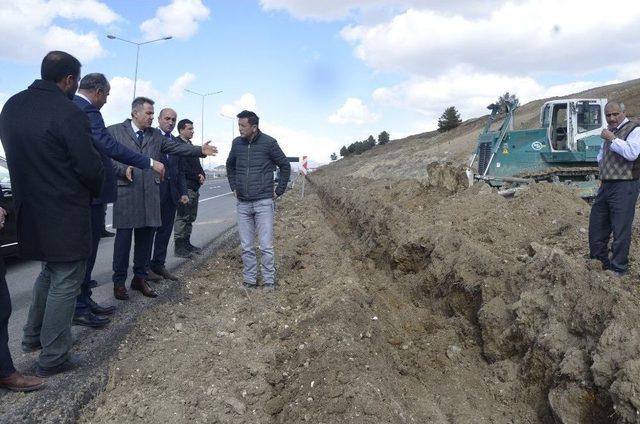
top-left (79, 165), bottom-right (640, 423)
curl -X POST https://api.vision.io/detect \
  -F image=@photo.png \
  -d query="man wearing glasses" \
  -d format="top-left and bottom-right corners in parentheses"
top-left (589, 101), bottom-right (640, 277)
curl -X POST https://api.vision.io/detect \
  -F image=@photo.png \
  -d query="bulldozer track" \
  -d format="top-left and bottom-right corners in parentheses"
top-left (515, 166), bottom-right (599, 181)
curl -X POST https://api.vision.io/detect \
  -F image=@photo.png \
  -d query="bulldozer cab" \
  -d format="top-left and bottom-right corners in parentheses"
top-left (542, 99), bottom-right (606, 152)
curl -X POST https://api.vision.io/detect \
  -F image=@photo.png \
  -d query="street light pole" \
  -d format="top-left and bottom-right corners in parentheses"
top-left (106, 34), bottom-right (173, 100)
top-left (185, 89), bottom-right (223, 167)
top-left (220, 112), bottom-right (235, 140)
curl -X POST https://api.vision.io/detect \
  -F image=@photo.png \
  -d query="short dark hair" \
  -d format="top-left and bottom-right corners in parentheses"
top-left (131, 96), bottom-right (154, 113)
top-left (177, 119), bottom-right (193, 131)
top-left (237, 110), bottom-right (259, 126)
top-left (79, 73), bottom-right (109, 92)
top-left (41, 51), bottom-right (81, 83)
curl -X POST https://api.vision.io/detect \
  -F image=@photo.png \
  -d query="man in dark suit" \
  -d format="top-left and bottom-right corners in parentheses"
top-left (0, 51), bottom-right (104, 377)
top-left (72, 73), bottom-right (166, 328)
top-left (108, 97), bottom-right (218, 301)
top-left (148, 108), bottom-right (188, 282)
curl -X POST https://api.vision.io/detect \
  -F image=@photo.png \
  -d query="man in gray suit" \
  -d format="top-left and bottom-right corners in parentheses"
top-left (108, 97), bottom-right (218, 300)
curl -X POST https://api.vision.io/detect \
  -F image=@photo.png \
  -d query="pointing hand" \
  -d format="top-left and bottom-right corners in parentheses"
top-left (201, 140), bottom-right (218, 156)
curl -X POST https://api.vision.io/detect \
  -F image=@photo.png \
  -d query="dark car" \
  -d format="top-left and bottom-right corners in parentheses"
top-left (0, 157), bottom-right (18, 257)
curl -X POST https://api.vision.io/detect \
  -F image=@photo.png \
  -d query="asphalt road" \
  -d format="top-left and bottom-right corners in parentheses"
top-left (4, 178), bottom-right (236, 374)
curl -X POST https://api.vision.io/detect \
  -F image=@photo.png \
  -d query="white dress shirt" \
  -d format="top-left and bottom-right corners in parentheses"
top-left (597, 118), bottom-right (640, 162)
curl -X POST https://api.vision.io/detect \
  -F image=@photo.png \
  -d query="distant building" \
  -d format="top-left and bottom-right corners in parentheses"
top-left (207, 165), bottom-right (227, 179)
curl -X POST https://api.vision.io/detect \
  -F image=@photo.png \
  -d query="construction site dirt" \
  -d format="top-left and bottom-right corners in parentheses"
top-left (74, 171), bottom-right (640, 423)
top-left (80, 80), bottom-right (640, 423)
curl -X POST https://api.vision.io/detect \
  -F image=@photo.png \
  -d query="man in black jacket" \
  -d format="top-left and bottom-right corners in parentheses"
top-left (0, 51), bottom-right (104, 377)
top-left (226, 110), bottom-right (290, 291)
top-left (174, 119), bottom-right (206, 256)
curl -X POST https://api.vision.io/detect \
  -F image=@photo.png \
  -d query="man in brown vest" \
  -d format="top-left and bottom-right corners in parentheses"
top-left (589, 101), bottom-right (640, 276)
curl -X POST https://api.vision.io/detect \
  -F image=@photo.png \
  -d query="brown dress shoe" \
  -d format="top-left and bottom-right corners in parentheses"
top-left (150, 265), bottom-right (179, 281)
top-left (114, 286), bottom-right (129, 300)
top-left (0, 372), bottom-right (45, 392)
top-left (146, 269), bottom-right (163, 282)
top-left (131, 276), bottom-right (158, 298)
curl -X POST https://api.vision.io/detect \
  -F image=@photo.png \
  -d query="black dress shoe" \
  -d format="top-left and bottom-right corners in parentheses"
top-left (87, 297), bottom-right (115, 315)
top-left (36, 354), bottom-right (82, 378)
top-left (101, 229), bottom-right (116, 238)
top-left (21, 342), bottom-right (42, 353)
top-left (186, 242), bottom-right (202, 254)
top-left (72, 312), bottom-right (110, 328)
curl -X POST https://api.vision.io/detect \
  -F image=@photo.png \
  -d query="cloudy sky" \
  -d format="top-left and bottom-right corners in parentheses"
top-left (1, 0), bottom-right (639, 166)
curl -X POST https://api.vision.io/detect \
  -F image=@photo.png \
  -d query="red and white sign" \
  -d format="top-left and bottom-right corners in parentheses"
top-left (301, 155), bottom-right (308, 176)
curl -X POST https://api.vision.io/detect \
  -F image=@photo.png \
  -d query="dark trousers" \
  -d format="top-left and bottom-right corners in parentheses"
top-left (0, 258), bottom-right (16, 378)
top-left (589, 179), bottom-right (640, 274)
top-left (150, 189), bottom-right (177, 269)
top-left (112, 227), bottom-right (155, 286)
top-left (75, 203), bottom-right (104, 314)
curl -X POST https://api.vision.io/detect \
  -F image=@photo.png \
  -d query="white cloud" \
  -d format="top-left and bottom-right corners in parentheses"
top-left (373, 67), bottom-right (543, 119)
top-left (542, 80), bottom-right (619, 98)
top-left (100, 76), bottom-right (163, 126)
top-left (259, 0), bottom-right (505, 21)
top-left (262, 122), bottom-right (341, 166)
top-left (329, 97), bottom-right (378, 125)
top-left (341, 2), bottom-right (640, 78)
top-left (49, 0), bottom-right (120, 24)
top-left (219, 93), bottom-right (257, 118)
top-left (0, 0), bottom-right (119, 63)
top-left (614, 61), bottom-right (640, 82)
top-left (169, 72), bottom-right (196, 99)
top-left (140, 0), bottom-right (210, 41)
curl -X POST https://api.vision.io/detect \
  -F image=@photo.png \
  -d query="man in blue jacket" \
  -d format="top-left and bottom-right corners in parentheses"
top-left (72, 73), bottom-right (165, 327)
top-left (226, 110), bottom-right (290, 291)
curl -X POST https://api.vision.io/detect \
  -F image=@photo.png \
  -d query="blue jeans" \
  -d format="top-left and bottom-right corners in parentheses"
top-left (237, 198), bottom-right (275, 285)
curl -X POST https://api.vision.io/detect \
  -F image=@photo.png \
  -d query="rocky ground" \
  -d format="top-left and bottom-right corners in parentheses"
top-left (78, 79), bottom-right (640, 423)
top-left (75, 166), bottom-right (640, 423)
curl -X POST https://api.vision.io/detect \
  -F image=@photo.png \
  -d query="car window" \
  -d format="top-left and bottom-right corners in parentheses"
top-left (0, 164), bottom-right (9, 184)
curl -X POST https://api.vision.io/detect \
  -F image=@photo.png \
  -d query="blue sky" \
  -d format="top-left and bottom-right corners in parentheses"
top-left (1, 0), bottom-right (640, 167)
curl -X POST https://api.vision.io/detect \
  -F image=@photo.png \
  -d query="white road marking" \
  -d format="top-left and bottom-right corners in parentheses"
top-left (105, 191), bottom-right (233, 228)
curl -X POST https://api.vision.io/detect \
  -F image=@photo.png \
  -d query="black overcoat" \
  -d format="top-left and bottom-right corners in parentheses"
top-left (0, 80), bottom-right (104, 262)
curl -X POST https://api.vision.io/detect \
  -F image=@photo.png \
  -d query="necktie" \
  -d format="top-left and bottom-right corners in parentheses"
top-left (163, 132), bottom-right (170, 161)
top-left (136, 130), bottom-right (144, 147)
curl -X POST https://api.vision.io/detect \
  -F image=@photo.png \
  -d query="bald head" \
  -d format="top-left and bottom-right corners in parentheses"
top-left (158, 108), bottom-right (177, 134)
top-left (605, 101), bottom-right (626, 128)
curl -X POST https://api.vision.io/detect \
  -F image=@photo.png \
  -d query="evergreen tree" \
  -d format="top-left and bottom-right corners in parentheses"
top-left (366, 135), bottom-right (376, 149)
top-left (437, 106), bottom-right (462, 132)
top-left (378, 131), bottom-right (390, 145)
top-left (497, 92), bottom-right (520, 113)
top-left (330, 152), bottom-right (338, 161)
top-left (339, 145), bottom-right (347, 157)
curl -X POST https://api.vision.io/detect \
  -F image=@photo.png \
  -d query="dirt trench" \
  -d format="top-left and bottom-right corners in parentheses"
top-left (79, 167), bottom-right (640, 423)
top-left (309, 163), bottom-right (640, 424)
